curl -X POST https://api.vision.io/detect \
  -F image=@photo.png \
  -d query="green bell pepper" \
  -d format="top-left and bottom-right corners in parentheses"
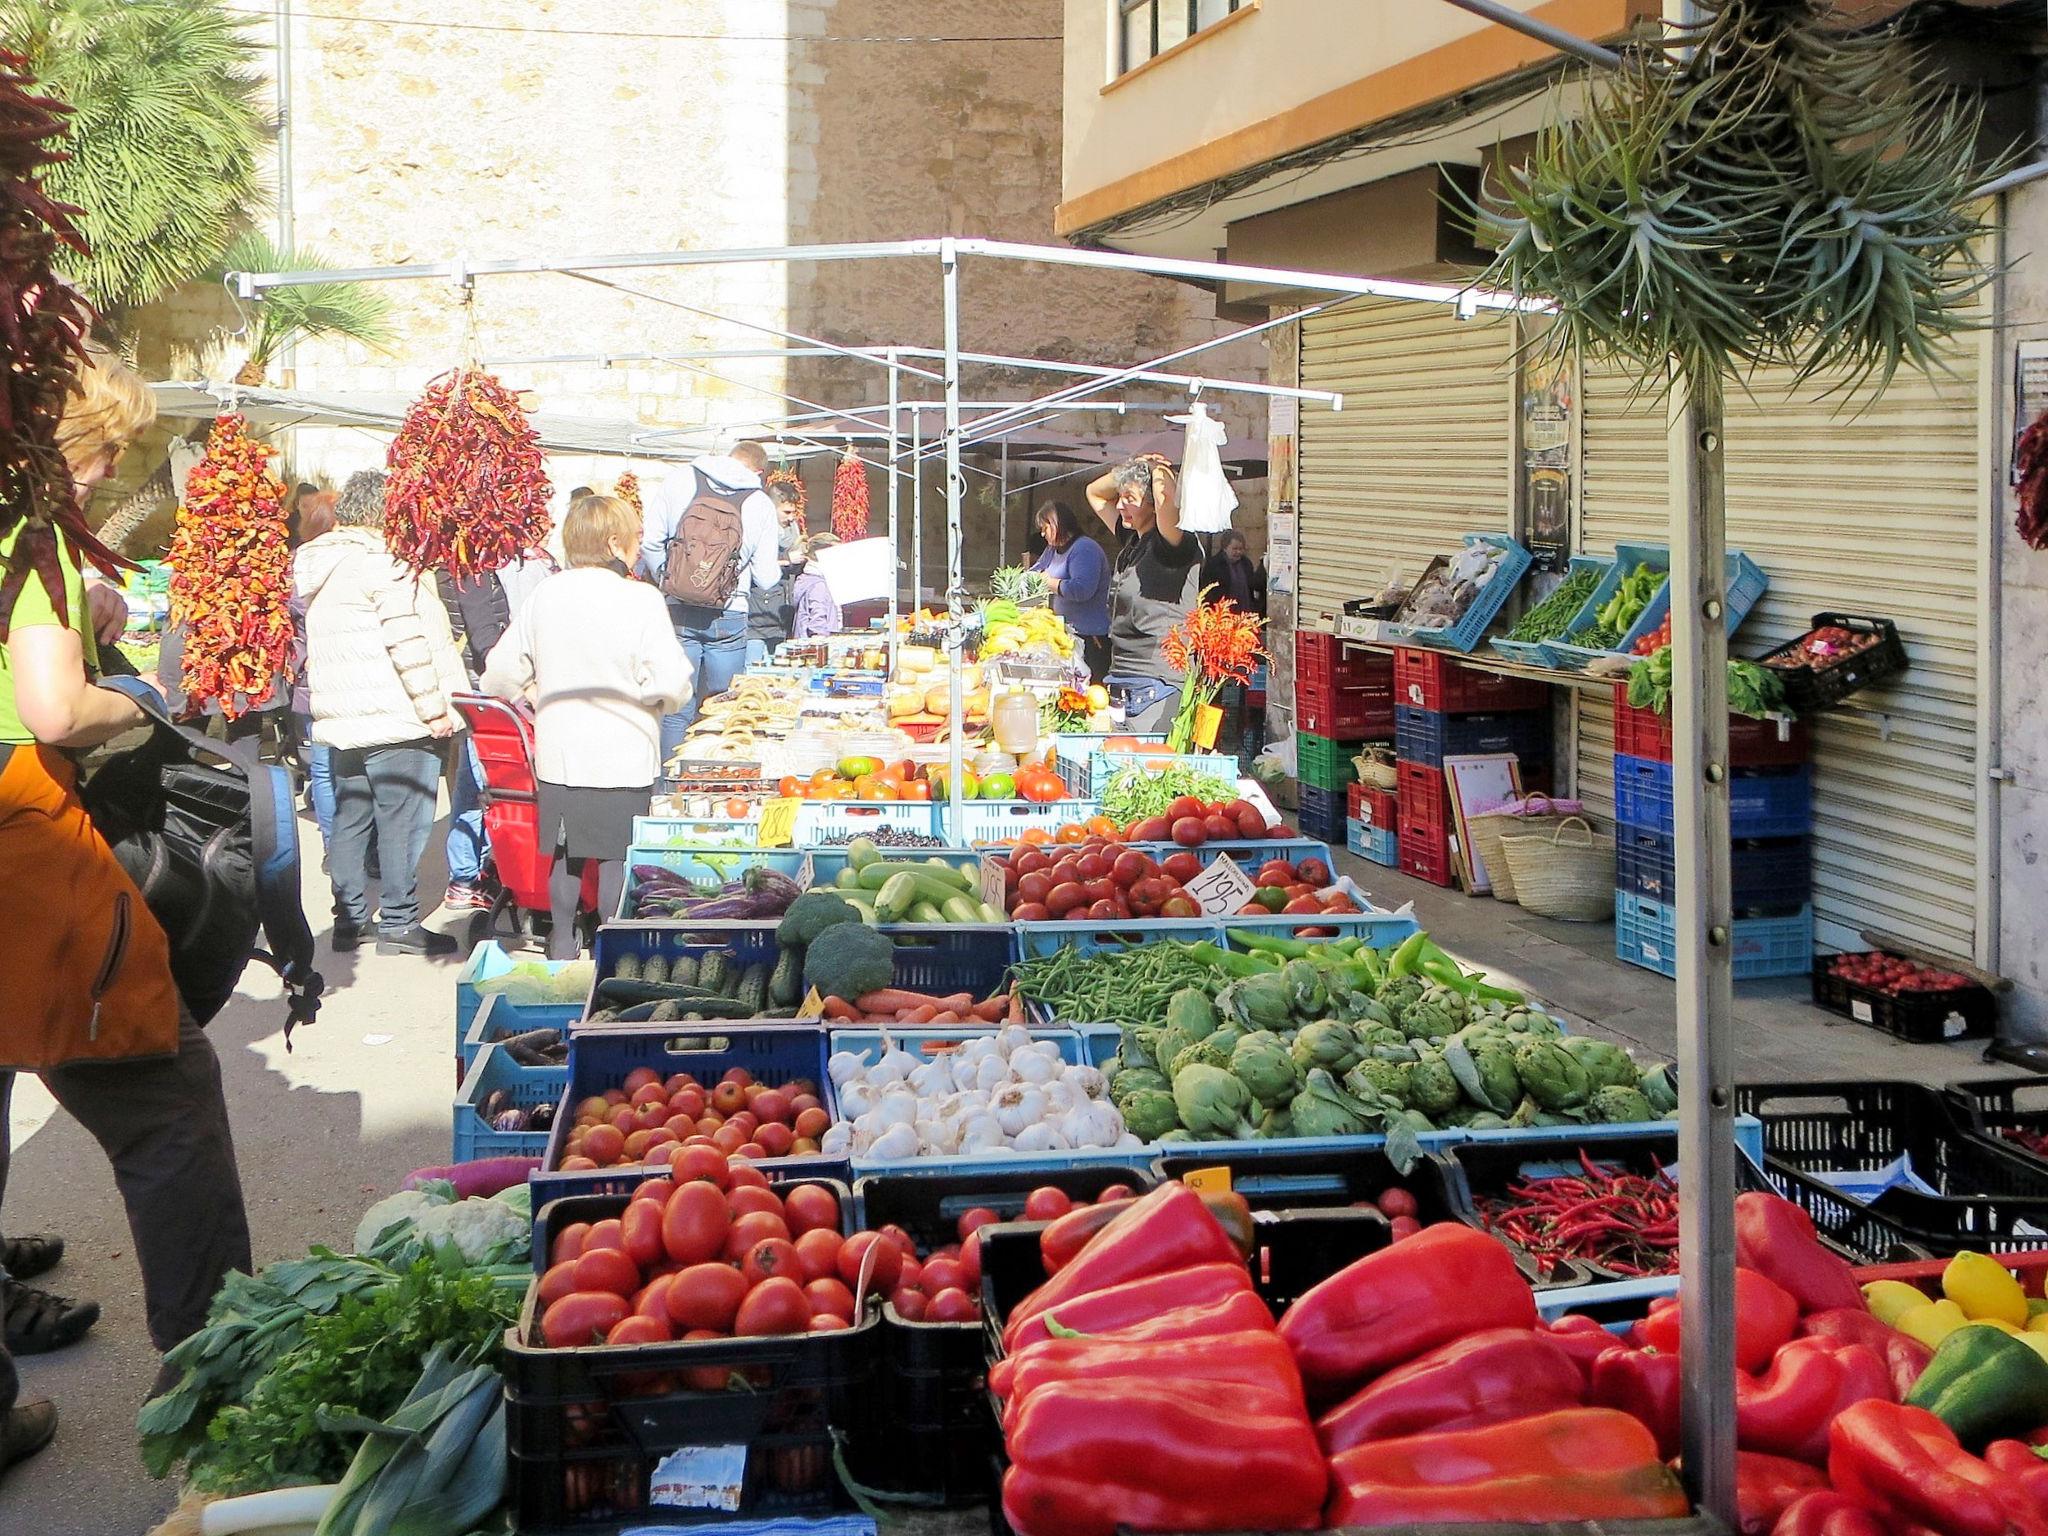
top-left (1906, 1324), bottom-right (2048, 1449)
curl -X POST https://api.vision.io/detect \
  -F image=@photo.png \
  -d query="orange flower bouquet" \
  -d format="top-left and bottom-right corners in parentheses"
top-left (1161, 587), bottom-right (1265, 752)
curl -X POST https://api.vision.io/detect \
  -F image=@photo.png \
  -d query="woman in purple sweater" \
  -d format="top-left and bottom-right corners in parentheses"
top-left (1028, 502), bottom-right (1111, 680)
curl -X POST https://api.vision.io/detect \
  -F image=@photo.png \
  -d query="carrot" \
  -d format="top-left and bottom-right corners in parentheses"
top-left (928, 1011), bottom-right (963, 1025)
top-left (822, 996), bottom-right (859, 1021)
top-left (1007, 987), bottom-right (1025, 1023)
top-left (906, 1004), bottom-right (940, 1024)
top-left (968, 995), bottom-right (1007, 1022)
top-left (855, 988), bottom-right (947, 1015)
top-left (937, 992), bottom-right (975, 1014)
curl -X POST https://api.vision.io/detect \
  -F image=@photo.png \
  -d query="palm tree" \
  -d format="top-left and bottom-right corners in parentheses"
top-left (0, 0), bottom-right (270, 317)
top-left (219, 233), bottom-right (394, 385)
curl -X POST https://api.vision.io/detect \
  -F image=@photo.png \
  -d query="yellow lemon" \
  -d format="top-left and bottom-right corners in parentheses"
top-left (1945, 1251), bottom-right (2029, 1326)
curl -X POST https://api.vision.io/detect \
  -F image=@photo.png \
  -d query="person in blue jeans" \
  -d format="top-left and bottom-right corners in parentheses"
top-left (640, 442), bottom-right (783, 774)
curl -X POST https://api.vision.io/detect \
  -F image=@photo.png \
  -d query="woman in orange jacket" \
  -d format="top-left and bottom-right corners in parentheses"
top-left (0, 343), bottom-right (252, 1477)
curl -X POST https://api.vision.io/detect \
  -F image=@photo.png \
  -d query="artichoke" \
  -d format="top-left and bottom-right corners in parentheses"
top-left (1397, 983), bottom-right (1469, 1040)
top-left (1639, 1064), bottom-right (1679, 1116)
top-left (1498, 1007), bottom-right (1564, 1039)
top-left (1375, 974), bottom-right (1428, 1017)
top-left (1151, 1022), bottom-right (1198, 1083)
top-left (1332, 990), bottom-right (1395, 1029)
top-left (1206, 1020), bottom-right (1248, 1059)
top-left (1444, 1037), bottom-right (1521, 1115)
top-left (1588, 1085), bottom-right (1656, 1124)
top-left (1119, 1087), bottom-right (1183, 1141)
top-left (1109, 1065), bottom-right (1171, 1103)
top-left (1172, 1063), bottom-right (1258, 1140)
top-left (1231, 1030), bottom-right (1303, 1109)
top-left (1165, 987), bottom-right (1219, 1042)
top-left (1282, 959), bottom-right (1328, 1020)
top-left (1170, 1038), bottom-right (1233, 1081)
top-left (1292, 1019), bottom-right (1368, 1077)
top-left (1129, 1027), bottom-right (1165, 1074)
top-left (1370, 1040), bottom-right (1420, 1064)
top-left (1157, 1128), bottom-right (1195, 1143)
top-left (1515, 1038), bottom-right (1593, 1112)
top-left (1405, 1049), bottom-right (1462, 1116)
top-left (1466, 1111), bottom-right (1510, 1131)
top-left (1218, 973), bottom-right (1293, 1033)
top-left (1360, 1023), bottom-right (1409, 1053)
top-left (1288, 1068), bottom-right (1376, 1138)
top-left (1256, 1104), bottom-right (1294, 1139)
top-left (1346, 1058), bottom-right (1413, 1105)
top-left (1562, 1035), bottom-right (1640, 1090)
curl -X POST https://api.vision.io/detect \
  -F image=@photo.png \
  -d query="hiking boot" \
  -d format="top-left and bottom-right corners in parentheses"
top-left (0, 1400), bottom-right (56, 1477)
top-left (2, 1278), bottom-right (98, 1355)
top-left (331, 920), bottom-right (363, 953)
top-left (376, 925), bottom-right (458, 957)
top-left (0, 1234), bottom-right (62, 1283)
top-left (442, 882), bottom-right (491, 911)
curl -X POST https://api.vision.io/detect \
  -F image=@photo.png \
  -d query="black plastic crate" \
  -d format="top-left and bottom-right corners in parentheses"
top-left (1737, 1080), bottom-right (2048, 1199)
top-left (1943, 1078), bottom-right (2048, 1178)
top-left (1809, 953), bottom-right (1999, 1044)
top-left (1865, 1184), bottom-right (2048, 1256)
top-left (1758, 612), bottom-right (1908, 711)
top-left (1445, 1134), bottom-right (1690, 1282)
top-left (1152, 1147), bottom-right (1594, 1292)
top-left (1614, 827), bottom-right (1811, 911)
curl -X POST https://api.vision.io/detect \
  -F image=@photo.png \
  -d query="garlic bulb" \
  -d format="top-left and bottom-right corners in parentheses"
top-left (950, 1052), bottom-right (986, 1091)
top-left (1012, 1121), bottom-right (1071, 1153)
top-left (1062, 1064), bottom-right (1109, 1100)
top-left (973, 1052), bottom-right (1011, 1092)
top-left (871, 1089), bottom-right (919, 1129)
top-left (828, 1050), bottom-right (866, 1087)
top-left (1011, 1046), bottom-right (1058, 1085)
top-left (1112, 1131), bottom-right (1143, 1151)
top-left (869, 1047), bottom-right (917, 1087)
top-left (869, 1122), bottom-right (920, 1161)
top-left (993, 1024), bottom-right (1033, 1059)
top-left (957, 1113), bottom-right (1007, 1154)
top-left (821, 1122), bottom-right (854, 1157)
top-left (1042, 1079), bottom-right (1079, 1116)
top-left (838, 1081), bottom-right (877, 1120)
top-left (908, 1061), bottom-right (954, 1099)
top-left (1060, 1100), bottom-right (1124, 1149)
top-left (990, 1083), bottom-right (1048, 1138)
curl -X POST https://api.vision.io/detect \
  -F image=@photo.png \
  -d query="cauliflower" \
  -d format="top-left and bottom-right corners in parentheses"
top-left (408, 1195), bottom-right (531, 1266)
top-left (353, 1184), bottom-right (452, 1254)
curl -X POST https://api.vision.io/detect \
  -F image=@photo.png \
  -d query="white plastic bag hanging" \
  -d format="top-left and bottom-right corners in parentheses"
top-left (1170, 401), bottom-right (1237, 534)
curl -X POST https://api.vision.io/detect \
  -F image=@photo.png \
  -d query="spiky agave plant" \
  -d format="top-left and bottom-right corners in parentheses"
top-left (1473, 0), bottom-right (1996, 407)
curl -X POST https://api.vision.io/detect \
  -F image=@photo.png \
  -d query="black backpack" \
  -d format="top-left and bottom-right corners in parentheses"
top-left (80, 677), bottom-right (323, 1042)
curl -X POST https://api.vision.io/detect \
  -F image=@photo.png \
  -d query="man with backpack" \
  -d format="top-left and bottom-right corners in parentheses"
top-left (639, 441), bottom-right (782, 772)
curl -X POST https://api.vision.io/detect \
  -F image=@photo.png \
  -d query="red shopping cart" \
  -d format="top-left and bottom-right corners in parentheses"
top-left (451, 692), bottom-right (599, 950)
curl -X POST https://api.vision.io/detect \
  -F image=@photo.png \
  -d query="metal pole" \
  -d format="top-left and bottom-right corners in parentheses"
top-left (912, 410), bottom-right (925, 614)
top-left (942, 239), bottom-right (967, 844)
top-left (999, 438), bottom-right (1010, 568)
top-left (1437, 0), bottom-right (1625, 69)
top-left (887, 348), bottom-right (901, 638)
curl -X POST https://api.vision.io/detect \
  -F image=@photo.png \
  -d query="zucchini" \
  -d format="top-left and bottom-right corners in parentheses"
top-left (978, 901), bottom-right (1007, 923)
top-left (941, 894), bottom-right (983, 925)
top-left (919, 858), bottom-right (977, 893)
top-left (736, 962), bottom-right (769, 1015)
top-left (874, 870), bottom-right (920, 923)
top-left (642, 953), bottom-right (670, 987)
top-left (672, 954), bottom-right (700, 988)
top-left (835, 868), bottom-right (863, 890)
top-left (698, 949), bottom-right (732, 995)
top-left (612, 1000), bottom-right (663, 1022)
top-left (613, 953), bottom-right (642, 982)
top-left (846, 835), bottom-right (882, 872)
top-left (595, 977), bottom-right (735, 1006)
top-left (910, 899), bottom-right (947, 924)
top-left (768, 947), bottom-right (802, 1006)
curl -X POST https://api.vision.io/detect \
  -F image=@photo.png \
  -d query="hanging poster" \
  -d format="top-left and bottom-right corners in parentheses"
top-left (2013, 340), bottom-right (2048, 485)
top-left (1521, 352), bottom-right (1574, 572)
top-left (1268, 505), bottom-right (1297, 593)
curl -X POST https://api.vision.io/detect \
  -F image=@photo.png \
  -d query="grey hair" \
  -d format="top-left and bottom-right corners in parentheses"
top-left (1110, 459), bottom-right (1153, 499)
top-left (334, 469), bottom-right (388, 528)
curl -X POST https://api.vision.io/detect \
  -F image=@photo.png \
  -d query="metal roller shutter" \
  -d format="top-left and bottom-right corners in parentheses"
top-left (1575, 354), bottom-right (1987, 961)
top-left (1296, 300), bottom-right (1515, 627)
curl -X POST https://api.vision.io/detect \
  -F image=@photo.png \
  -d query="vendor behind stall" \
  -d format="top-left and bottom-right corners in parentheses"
top-left (1086, 454), bottom-right (1196, 727)
top-left (1029, 501), bottom-right (1111, 681)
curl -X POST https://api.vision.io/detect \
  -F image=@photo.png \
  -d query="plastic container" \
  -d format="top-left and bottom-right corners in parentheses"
top-left (1296, 782), bottom-right (1347, 841)
top-left (1445, 1132), bottom-right (1690, 1282)
top-left (1397, 822), bottom-right (1455, 887)
top-left (943, 798), bottom-right (1098, 846)
top-left (617, 847), bottom-right (809, 921)
top-left (1615, 894), bottom-right (1812, 981)
top-left (1294, 632), bottom-right (1388, 692)
top-left (1046, 733), bottom-right (1169, 796)
top-left (1297, 682), bottom-right (1395, 740)
top-left (628, 815), bottom-right (762, 849)
top-left (1758, 612), bottom-right (1908, 711)
top-left (457, 942), bottom-right (581, 1046)
top-left (1124, 837), bottom-right (1337, 875)
top-left (1297, 731), bottom-right (1365, 792)
top-left (1488, 554), bottom-right (1614, 669)
top-left (794, 799), bottom-right (938, 844)
top-left (1811, 952), bottom-right (1998, 1044)
top-left (1347, 820), bottom-right (1398, 865)
top-left (508, 1184), bottom-right (871, 1531)
top-left (454, 1042), bottom-right (567, 1162)
top-left (1396, 760), bottom-right (1449, 837)
top-left (1380, 534), bottom-right (1535, 653)
top-left (1614, 828), bottom-right (1812, 911)
top-left (1014, 917), bottom-right (1223, 962)
top-left (458, 991), bottom-right (581, 1084)
top-left (1349, 785), bottom-right (1400, 831)
top-left (1611, 684), bottom-right (1811, 769)
top-left (1735, 1080), bottom-right (2048, 1200)
top-left (1394, 706), bottom-right (1553, 772)
top-left (1621, 547), bottom-right (1768, 653)
top-left (1055, 749), bottom-right (1237, 800)
top-left (1614, 756), bottom-right (1813, 841)
top-left (1941, 1079), bottom-right (2048, 1180)
top-left (1394, 646), bottom-right (1550, 713)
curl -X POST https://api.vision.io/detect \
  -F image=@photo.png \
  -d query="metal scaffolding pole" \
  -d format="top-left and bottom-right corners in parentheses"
top-left (911, 411), bottom-right (924, 613)
top-left (886, 348), bottom-right (901, 638)
top-left (942, 239), bottom-right (967, 845)
top-left (999, 438), bottom-right (1009, 567)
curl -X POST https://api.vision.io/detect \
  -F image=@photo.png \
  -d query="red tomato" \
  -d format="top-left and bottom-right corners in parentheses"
top-left (607, 1313), bottom-right (672, 1345)
top-left (1170, 817), bottom-right (1207, 848)
top-left (541, 1291), bottom-right (628, 1348)
top-left (958, 1229), bottom-right (983, 1289)
top-left (956, 1206), bottom-right (1000, 1243)
top-left (724, 1209), bottom-right (792, 1261)
top-left (728, 1185), bottom-right (785, 1221)
top-left (634, 1273), bottom-right (677, 1322)
top-left (920, 1256), bottom-right (968, 1297)
top-left (1203, 813), bottom-right (1237, 842)
top-left (1165, 795), bottom-right (1205, 824)
top-left (1282, 895), bottom-right (1324, 915)
top-left (620, 1199), bottom-right (666, 1270)
top-left (726, 1160), bottom-right (771, 1191)
top-left (752, 1088), bottom-right (792, 1124)
top-left (783, 1184), bottom-right (841, 1237)
top-left (666, 1262), bottom-right (750, 1332)
top-left (671, 1144), bottom-right (729, 1188)
top-left (582, 1218), bottom-right (626, 1254)
top-left (571, 1245), bottom-right (641, 1298)
top-left (1159, 895), bottom-right (1200, 919)
top-left (1011, 902), bottom-right (1053, 922)
top-left (1074, 852), bottom-right (1110, 882)
top-left (1085, 898), bottom-right (1117, 920)
top-left (794, 1227), bottom-right (844, 1283)
top-left (743, 1237), bottom-right (803, 1288)
top-left (926, 1287), bottom-right (978, 1323)
top-left (805, 1277), bottom-right (857, 1322)
top-left (624, 1066), bottom-right (662, 1095)
top-left (661, 1182), bottom-right (731, 1265)
top-left (875, 1225), bottom-right (916, 1259)
top-left (1045, 882), bottom-right (1086, 918)
top-left (633, 1177), bottom-right (675, 1207)
top-left (735, 1276), bottom-right (811, 1337)
top-left (1013, 848), bottom-right (1052, 877)
top-left (538, 1259), bottom-right (580, 1306)
top-left (1023, 1186), bottom-right (1074, 1221)
top-left (582, 1124), bottom-right (626, 1166)
top-left (889, 1287), bottom-right (928, 1322)
top-left (898, 1255), bottom-right (923, 1294)
top-left (1159, 851), bottom-right (1200, 884)
top-left (837, 1231), bottom-right (904, 1295)
top-left (1297, 858), bottom-right (1331, 886)
top-left (550, 1222), bottom-right (591, 1267)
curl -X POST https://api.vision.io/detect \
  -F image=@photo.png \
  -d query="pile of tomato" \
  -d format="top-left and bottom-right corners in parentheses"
top-left (1632, 614), bottom-right (1673, 655)
top-left (992, 838), bottom-right (1206, 922)
top-left (557, 1066), bottom-right (830, 1173)
top-left (772, 755), bottom-right (1070, 804)
top-left (1233, 855), bottom-right (1358, 919)
top-left (1827, 951), bottom-right (1977, 996)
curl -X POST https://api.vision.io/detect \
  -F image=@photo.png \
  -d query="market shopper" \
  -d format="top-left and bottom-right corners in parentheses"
top-left (484, 493), bottom-right (691, 958)
top-left (295, 469), bottom-right (470, 956)
top-left (1028, 501), bottom-right (1111, 681)
top-left (744, 477), bottom-right (801, 666)
top-left (1086, 453), bottom-right (1197, 728)
top-left (639, 440), bottom-right (781, 768)
top-left (791, 533), bottom-right (843, 638)
top-left (1202, 529), bottom-right (1266, 618)
top-left (0, 342), bottom-right (253, 1471)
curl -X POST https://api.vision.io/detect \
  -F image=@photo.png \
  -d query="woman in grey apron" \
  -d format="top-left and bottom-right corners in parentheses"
top-left (1087, 455), bottom-right (1200, 730)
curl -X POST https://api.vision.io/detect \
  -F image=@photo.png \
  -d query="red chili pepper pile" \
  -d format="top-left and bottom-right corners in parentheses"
top-left (611, 470), bottom-right (641, 515)
top-left (830, 447), bottom-right (869, 541)
top-left (384, 367), bottom-right (552, 579)
top-left (0, 50), bottom-right (129, 641)
top-left (1475, 1149), bottom-right (1680, 1276)
top-left (167, 413), bottom-right (294, 718)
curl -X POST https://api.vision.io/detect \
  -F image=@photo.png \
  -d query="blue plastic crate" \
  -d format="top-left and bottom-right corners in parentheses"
top-left (617, 845), bottom-right (808, 919)
top-left (629, 815), bottom-right (765, 849)
top-left (588, 920), bottom-right (782, 1003)
top-left (1015, 917), bottom-right (1223, 961)
top-left (942, 798), bottom-right (1098, 846)
top-left (1056, 748), bottom-right (1238, 799)
top-left (1221, 912), bottom-right (1420, 949)
top-left (1489, 554), bottom-right (1615, 669)
top-left (454, 1042), bottom-right (567, 1163)
top-left (1381, 533), bottom-right (1535, 653)
top-left (1297, 782), bottom-right (1347, 840)
top-left (1614, 893), bottom-right (1814, 980)
top-left (459, 991), bottom-right (580, 1082)
top-left (1613, 755), bottom-right (1813, 840)
top-left (1393, 706), bottom-right (1553, 771)
top-left (806, 846), bottom-right (979, 889)
top-left (795, 799), bottom-right (938, 844)
top-left (1550, 542), bottom-right (1767, 669)
top-left (1614, 827), bottom-right (1812, 911)
top-left (1125, 838), bottom-right (1338, 877)
top-left (1348, 819), bottom-right (1399, 866)
top-left (1622, 548), bottom-right (1768, 653)
top-left (1047, 731), bottom-right (1167, 793)
top-left (455, 943), bottom-right (583, 1054)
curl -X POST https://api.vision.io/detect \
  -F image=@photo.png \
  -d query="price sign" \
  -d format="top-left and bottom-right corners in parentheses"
top-left (1185, 853), bottom-right (1256, 918)
top-left (981, 856), bottom-right (1010, 915)
top-left (756, 796), bottom-right (801, 849)
top-left (794, 851), bottom-right (815, 890)
top-left (1180, 1166), bottom-right (1233, 1195)
top-left (651, 1444), bottom-right (746, 1512)
top-left (796, 987), bottom-right (826, 1021)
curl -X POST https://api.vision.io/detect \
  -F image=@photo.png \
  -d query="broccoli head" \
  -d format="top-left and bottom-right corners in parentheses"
top-left (801, 922), bottom-right (895, 1001)
top-left (777, 890), bottom-right (863, 947)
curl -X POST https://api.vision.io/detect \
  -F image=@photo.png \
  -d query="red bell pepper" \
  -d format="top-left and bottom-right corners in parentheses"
top-left (1827, 1398), bottom-right (2048, 1536)
top-left (1003, 1183), bottom-right (1243, 1345)
top-left (988, 1287), bottom-right (1273, 1395)
top-left (1323, 1406), bottom-right (1689, 1526)
top-left (1736, 1191), bottom-right (1863, 1314)
top-left (1545, 1313), bottom-right (1619, 1383)
top-left (1986, 1439), bottom-right (2048, 1517)
top-left (1771, 1490), bottom-right (1891, 1536)
top-left (1740, 1337), bottom-right (1893, 1464)
top-left (1003, 1260), bottom-right (1253, 1353)
top-left (1036, 1189), bottom-right (1254, 1273)
top-left (1799, 1306), bottom-right (1932, 1399)
top-left (996, 1329), bottom-right (1303, 1427)
top-left (1276, 1222), bottom-right (1536, 1400)
top-left (1002, 1377), bottom-right (1325, 1536)
top-left (1638, 1267), bottom-right (1800, 1372)
top-left (1315, 1326), bottom-right (1583, 1454)
top-left (1732, 1450), bottom-right (1828, 1536)
top-left (1591, 1343), bottom-right (1683, 1459)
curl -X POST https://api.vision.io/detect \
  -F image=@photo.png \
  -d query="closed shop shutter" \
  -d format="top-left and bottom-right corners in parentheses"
top-left (1574, 355), bottom-right (1987, 960)
top-left (1296, 300), bottom-right (1515, 627)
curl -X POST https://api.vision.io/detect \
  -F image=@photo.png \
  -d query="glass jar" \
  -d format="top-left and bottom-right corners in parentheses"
top-left (991, 689), bottom-right (1040, 757)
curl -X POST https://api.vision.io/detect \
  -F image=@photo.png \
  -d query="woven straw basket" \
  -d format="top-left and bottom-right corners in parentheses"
top-left (1498, 816), bottom-right (1615, 922)
top-left (1466, 795), bottom-right (1573, 904)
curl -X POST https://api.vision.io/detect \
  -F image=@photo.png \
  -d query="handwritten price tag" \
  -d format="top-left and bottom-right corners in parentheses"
top-left (1185, 853), bottom-right (1257, 918)
top-left (756, 796), bottom-right (801, 849)
top-left (1180, 1166), bottom-right (1233, 1195)
top-left (981, 856), bottom-right (1010, 914)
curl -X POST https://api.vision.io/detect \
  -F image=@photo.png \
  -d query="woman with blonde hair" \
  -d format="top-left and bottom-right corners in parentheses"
top-left (0, 343), bottom-right (252, 1473)
top-left (484, 493), bottom-right (691, 957)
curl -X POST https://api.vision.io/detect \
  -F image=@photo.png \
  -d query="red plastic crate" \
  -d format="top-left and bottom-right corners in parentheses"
top-left (1397, 822), bottom-right (1454, 887)
top-left (1299, 687), bottom-right (1395, 739)
top-left (1297, 633), bottom-right (1390, 693)
top-left (1349, 784), bottom-right (1399, 831)
top-left (1394, 647), bottom-right (1548, 714)
top-left (1396, 760), bottom-right (1449, 839)
top-left (1610, 684), bottom-right (1812, 769)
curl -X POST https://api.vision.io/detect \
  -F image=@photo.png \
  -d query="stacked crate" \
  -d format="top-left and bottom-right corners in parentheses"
top-left (1295, 633), bottom-right (1394, 842)
top-left (1392, 649), bottom-right (1552, 887)
top-left (1610, 684), bottom-right (1815, 978)
top-left (1346, 782), bottom-right (1399, 866)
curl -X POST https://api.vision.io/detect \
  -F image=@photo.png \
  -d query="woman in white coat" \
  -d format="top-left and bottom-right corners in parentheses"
top-left (484, 494), bottom-right (692, 957)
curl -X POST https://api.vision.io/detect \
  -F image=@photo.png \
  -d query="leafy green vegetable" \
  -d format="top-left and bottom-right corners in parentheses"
top-left (1507, 565), bottom-right (1602, 643)
top-left (1097, 762), bottom-right (1238, 825)
top-left (1629, 645), bottom-right (1787, 720)
top-left (314, 1346), bottom-right (507, 1536)
top-left (1597, 564), bottom-right (1666, 635)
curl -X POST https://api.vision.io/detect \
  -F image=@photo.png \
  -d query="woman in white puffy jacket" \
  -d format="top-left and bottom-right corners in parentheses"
top-left (295, 469), bottom-right (470, 956)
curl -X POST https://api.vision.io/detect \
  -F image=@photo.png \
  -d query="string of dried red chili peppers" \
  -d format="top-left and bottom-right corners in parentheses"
top-left (384, 367), bottom-right (552, 580)
top-left (0, 49), bottom-right (130, 641)
top-left (830, 447), bottom-right (869, 541)
top-left (764, 464), bottom-right (805, 520)
top-left (612, 470), bottom-right (642, 515)
top-left (166, 414), bottom-right (294, 718)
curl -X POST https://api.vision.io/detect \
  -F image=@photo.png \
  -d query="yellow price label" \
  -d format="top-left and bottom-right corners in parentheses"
top-left (795, 987), bottom-right (826, 1021)
top-left (1180, 1166), bottom-right (1232, 1195)
top-left (757, 796), bottom-right (802, 848)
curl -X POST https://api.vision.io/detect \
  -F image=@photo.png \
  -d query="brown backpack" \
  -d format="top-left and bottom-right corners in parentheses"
top-left (661, 468), bottom-right (749, 616)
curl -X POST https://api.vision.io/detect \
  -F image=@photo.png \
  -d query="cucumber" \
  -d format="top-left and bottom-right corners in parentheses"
top-left (672, 954), bottom-right (700, 988)
top-left (650, 999), bottom-right (684, 1022)
top-left (613, 953), bottom-right (642, 982)
top-left (698, 949), bottom-right (732, 995)
top-left (737, 962), bottom-right (769, 1014)
top-left (596, 977), bottom-right (739, 1006)
top-left (586, 1007), bottom-right (620, 1023)
top-left (768, 947), bottom-right (802, 1006)
top-left (642, 953), bottom-right (670, 987)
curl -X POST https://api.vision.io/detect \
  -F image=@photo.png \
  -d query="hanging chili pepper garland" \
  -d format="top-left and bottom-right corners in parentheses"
top-left (167, 413), bottom-right (294, 719)
top-left (830, 447), bottom-right (869, 541)
top-left (383, 367), bottom-right (552, 579)
top-left (611, 470), bottom-right (642, 515)
top-left (0, 49), bottom-right (131, 641)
